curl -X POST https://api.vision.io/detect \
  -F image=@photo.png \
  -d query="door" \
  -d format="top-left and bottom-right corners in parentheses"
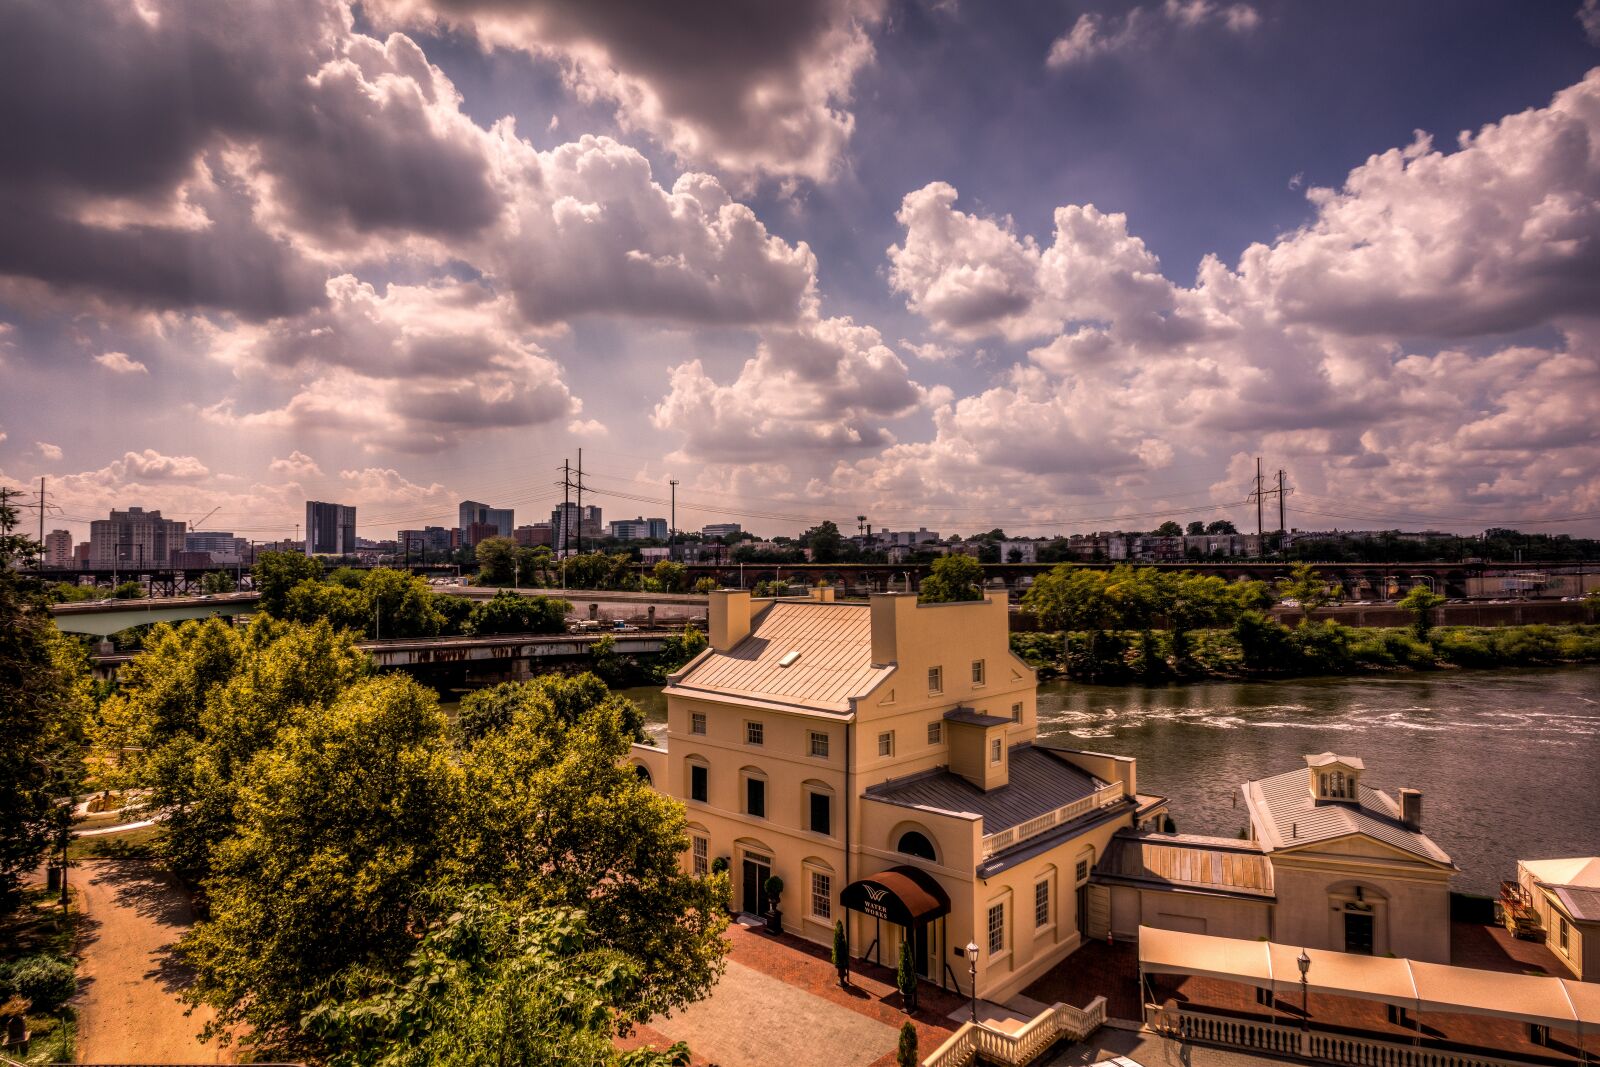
top-left (1344, 911), bottom-right (1374, 954)
top-left (742, 856), bottom-right (771, 916)
top-left (913, 923), bottom-right (930, 979)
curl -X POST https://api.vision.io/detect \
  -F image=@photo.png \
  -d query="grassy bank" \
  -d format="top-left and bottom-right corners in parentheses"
top-left (0, 886), bottom-right (83, 1064)
top-left (1010, 622), bottom-right (1600, 683)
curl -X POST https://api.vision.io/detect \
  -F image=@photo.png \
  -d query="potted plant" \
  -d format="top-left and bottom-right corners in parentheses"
top-left (897, 938), bottom-right (918, 1013)
top-left (763, 874), bottom-right (784, 934)
top-left (710, 856), bottom-right (732, 915)
top-left (832, 919), bottom-right (850, 987)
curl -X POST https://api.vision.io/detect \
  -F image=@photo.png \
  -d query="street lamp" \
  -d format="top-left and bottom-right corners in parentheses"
top-left (966, 940), bottom-right (980, 1023)
top-left (1297, 948), bottom-right (1311, 1031)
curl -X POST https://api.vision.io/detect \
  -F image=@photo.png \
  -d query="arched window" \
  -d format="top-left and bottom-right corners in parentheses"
top-left (898, 830), bottom-right (937, 861)
top-left (1331, 771), bottom-right (1346, 798)
top-left (634, 763), bottom-right (652, 785)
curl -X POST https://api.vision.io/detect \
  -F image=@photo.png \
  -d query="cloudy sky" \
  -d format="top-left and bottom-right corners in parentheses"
top-left (3, 0), bottom-right (1599, 544)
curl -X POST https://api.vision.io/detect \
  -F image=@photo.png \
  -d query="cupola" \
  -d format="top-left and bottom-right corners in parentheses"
top-left (1304, 752), bottom-right (1363, 803)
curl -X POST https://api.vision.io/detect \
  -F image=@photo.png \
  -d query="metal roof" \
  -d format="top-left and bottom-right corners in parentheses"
top-left (1550, 885), bottom-right (1600, 923)
top-left (1093, 831), bottom-right (1275, 900)
top-left (1305, 751), bottom-right (1365, 770)
top-left (667, 601), bottom-right (891, 713)
top-left (1242, 767), bottom-right (1454, 867)
top-left (864, 744), bottom-right (1103, 833)
top-left (944, 707), bottom-right (1010, 727)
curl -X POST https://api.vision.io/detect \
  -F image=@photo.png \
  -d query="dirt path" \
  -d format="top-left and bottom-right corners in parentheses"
top-left (72, 858), bottom-right (229, 1063)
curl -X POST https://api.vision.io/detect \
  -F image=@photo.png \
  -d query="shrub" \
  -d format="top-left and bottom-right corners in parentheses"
top-left (3, 954), bottom-right (77, 1012)
top-left (1286, 620), bottom-right (1354, 674)
top-left (898, 1020), bottom-right (919, 1066)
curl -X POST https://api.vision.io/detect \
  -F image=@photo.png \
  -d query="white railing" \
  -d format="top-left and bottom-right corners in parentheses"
top-left (922, 996), bottom-right (1107, 1067)
top-left (1146, 1004), bottom-right (1549, 1067)
top-left (981, 781), bottom-right (1125, 858)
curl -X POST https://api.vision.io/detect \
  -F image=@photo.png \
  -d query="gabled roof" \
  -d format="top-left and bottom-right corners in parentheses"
top-left (1549, 885), bottom-right (1600, 923)
top-left (1305, 752), bottom-right (1364, 770)
top-left (1094, 831), bottom-right (1275, 900)
top-left (665, 600), bottom-right (891, 713)
top-left (1523, 856), bottom-right (1600, 889)
top-left (1242, 767), bottom-right (1454, 867)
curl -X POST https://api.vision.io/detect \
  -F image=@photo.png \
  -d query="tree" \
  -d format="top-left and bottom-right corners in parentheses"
top-left (200, 570), bottom-right (236, 594)
top-left (1206, 519), bottom-right (1238, 535)
top-left (692, 577), bottom-right (718, 593)
top-left (918, 553), bottom-right (984, 603)
top-left (653, 626), bottom-right (708, 680)
top-left (832, 919), bottom-right (849, 986)
top-left (802, 521), bottom-right (843, 563)
top-left (1275, 562), bottom-right (1335, 623)
top-left (284, 578), bottom-right (370, 633)
top-left (0, 500), bottom-right (91, 911)
top-left (362, 568), bottom-right (443, 638)
top-left (305, 887), bottom-right (692, 1067)
top-left (896, 938), bottom-right (916, 1011)
top-left (897, 1021), bottom-right (919, 1067)
top-left (1185, 521), bottom-right (1205, 536)
top-left (465, 591), bottom-right (570, 636)
top-left (455, 679), bottom-right (729, 1026)
top-left (652, 561), bottom-right (688, 594)
top-left (252, 551), bottom-right (323, 616)
top-left (181, 675), bottom-right (463, 1047)
top-left (1154, 521), bottom-right (1184, 537)
top-left (112, 579), bottom-right (144, 599)
top-left (1399, 584), bottom-right (1446, 640)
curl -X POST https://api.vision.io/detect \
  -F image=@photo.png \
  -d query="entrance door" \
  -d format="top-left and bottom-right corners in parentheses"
top-left (913, 923), bottom-right (930, 979)
top-left (741, 855), bottom-right (771, 916)
top-left (1344, 911), bottom-right (1374, 954)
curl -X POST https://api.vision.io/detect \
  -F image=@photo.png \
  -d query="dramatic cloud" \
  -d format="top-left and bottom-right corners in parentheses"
top-left (103, 449), bottom-right (212, 482)
top-left (94, 352), bottom-right (149, 374)
top-left (364, 0), bottom-right (885, 182)
top-left (652, 315), bottom-right (928, 462)
top-left (1047, 0), bottom-right (1258, 69)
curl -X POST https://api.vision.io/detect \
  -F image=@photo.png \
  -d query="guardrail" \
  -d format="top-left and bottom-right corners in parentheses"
top-left (981, 782), bottom-right (1125, 859)
top-left (922, 995), bottom-right (1107, 1067)
top-left (1146, 1004), bottom-right (1547, 1067)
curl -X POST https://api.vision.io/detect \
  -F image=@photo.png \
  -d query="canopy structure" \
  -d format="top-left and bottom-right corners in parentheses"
top-left (1138, 926), bottom-right (1600, 1035)
top-left (841, 865), bottom-right (951, 926)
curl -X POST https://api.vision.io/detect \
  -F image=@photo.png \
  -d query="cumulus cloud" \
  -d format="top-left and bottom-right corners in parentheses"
top-left (94, 351), bottom-right (149, 374)
top-left (1581, 0), bottom-right (1600, 45)
top-left (36, 442), bottom-right (62, 461)
top-left (1047, 1), bottom-right (1257, 68)
top-left (363, 0), bottom-right (885, 182)
top-left (651, 315), bottom-right (928, 462)
top-left (102, 449), bottom-right (211, 482)
top-left (268, 450), bottom-right (324, 478)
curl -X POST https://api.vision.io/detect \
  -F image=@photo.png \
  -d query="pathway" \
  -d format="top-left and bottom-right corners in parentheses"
top-left (72, 858), bottom-right (228, 1063)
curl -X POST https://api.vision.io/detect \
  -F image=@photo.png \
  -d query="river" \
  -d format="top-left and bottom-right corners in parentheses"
top-left (623, 666), bottom-right (1600, 896)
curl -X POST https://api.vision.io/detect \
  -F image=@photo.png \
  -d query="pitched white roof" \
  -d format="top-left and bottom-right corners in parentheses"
top-left (1522, 856), bottom-right (1600, 889)
top-left (1242, 767), bottom-right (1453, 867)
top-left (667, 601), bottom-right (891, 713)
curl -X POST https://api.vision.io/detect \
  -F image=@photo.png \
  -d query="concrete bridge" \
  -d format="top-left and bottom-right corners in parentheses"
top-left (51, 592), bottom-right (262, 636)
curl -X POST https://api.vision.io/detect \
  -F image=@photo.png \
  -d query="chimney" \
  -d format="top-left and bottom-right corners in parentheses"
top-left (1399, 788), bottom-right (1422, 832)
top-left (811, 585), bottom-right (836, 603)
top-left (708, 589), bottom-right (753, 651)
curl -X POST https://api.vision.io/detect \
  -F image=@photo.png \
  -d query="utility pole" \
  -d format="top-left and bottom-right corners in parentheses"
top-left (1276, 468), bottom-right (1289, 538)
top-left (38, 477), bottom-right (45, 553)
top-left (562, 459), bottom-right (571, 556)
top-left (669, 479), bottom-right (679, 551)
top-left (576, 447), bottom-right (584, 556)
top-left (1247, 457), bottom-right (1266, 558)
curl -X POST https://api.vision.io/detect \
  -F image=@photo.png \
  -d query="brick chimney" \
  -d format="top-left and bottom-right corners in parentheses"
top-left (1399, 788), bottom-right (1422, 832)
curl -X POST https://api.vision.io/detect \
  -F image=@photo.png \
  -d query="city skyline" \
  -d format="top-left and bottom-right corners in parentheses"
top-left (3, 1), bottom-right (1600, 543)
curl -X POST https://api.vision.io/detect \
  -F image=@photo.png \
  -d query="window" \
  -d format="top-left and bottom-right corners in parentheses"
top-left (927, 720), bottom-right (942, 745)
top-left (1560, 917), bottom-right (1571, 955)
top-left (987, 902), bottom-right (1006, 955)
top-left (811, 871), bottom-right (833, 920)
top-left (928, 666), bottom-right (943, 694)
top-left (746, 776), bottom-right (766, 818)
top-left (990, 738), bottom-right (1003, 764)
top-left (689, 763), bottom-right (708, 803)
top-left (690, 711), bottom-right (706, 735)
top-left (878, 730), bottom-right (895, 757)
top-left (972, 659), bottom-right (986, 685)
top-left (898, 831), bottom-right (937, 861)
top-left (809, 791), bottom-right (831, 835)
top-left (746, 721), bottom-right (764, 746)
top-left (1011, 702), bottom-right (1023, 723)
top-left (692, 835), bottom-right (708, 877)
top-left (1034, 879), bottom-right (1051, 928)
top-left (1075, 859), bottom-right (1090, 882)
top-left (809, 730), bottom-right (830, 758)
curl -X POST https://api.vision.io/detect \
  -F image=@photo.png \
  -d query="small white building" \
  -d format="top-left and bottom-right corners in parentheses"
top-left (1518, 856), bottom-right (1600, 981)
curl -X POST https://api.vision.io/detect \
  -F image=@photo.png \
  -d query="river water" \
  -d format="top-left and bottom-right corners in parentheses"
top-left (622, 668), bottom-right (1600, 896)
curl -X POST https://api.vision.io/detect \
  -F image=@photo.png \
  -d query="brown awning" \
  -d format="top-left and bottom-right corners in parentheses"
top-left (841, 865), bottom-right (951, 926)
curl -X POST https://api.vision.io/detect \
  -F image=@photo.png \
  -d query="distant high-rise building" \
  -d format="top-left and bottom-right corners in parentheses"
top-left (185, 531), bottom-right (248, 563)
top-left (458, 501), bottom-right (515, 546)
top-left (88, 507), bottom-right (187, 569)
top-left (551, 503), bottom-right (602, 552)
top-left (305, 501), bottom-right (357, 556)
top-left (514, 523), bottom-right (553, 547)
top-left (701, 522), bottom-right (743, 541)
top-left (44, 529), bottom-right (73, 567)
top-left (398, 526), bottom-right (453, 561)
top-left (609, 516), bottom-right (669, 541)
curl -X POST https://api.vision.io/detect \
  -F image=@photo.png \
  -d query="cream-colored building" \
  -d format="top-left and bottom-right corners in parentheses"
top-left (1518, 856), bottom-right (1600, 981)
top-left (631, 589), bottom-right (1166, 1002)
top-left (1091, 753), bottom-right (1457, 963)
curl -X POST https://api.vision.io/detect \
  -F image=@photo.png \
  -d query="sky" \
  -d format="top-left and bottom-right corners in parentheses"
top-left (3, 0), bottom-right (1599, 544)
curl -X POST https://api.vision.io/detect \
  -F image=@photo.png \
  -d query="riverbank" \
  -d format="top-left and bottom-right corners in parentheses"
top-left (1010, 622), bottom-right (1600, 682)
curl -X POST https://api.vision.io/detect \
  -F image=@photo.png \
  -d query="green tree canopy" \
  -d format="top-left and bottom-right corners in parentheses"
top-left (1206, 519), bottom-right (1238, 535)
top-left (252, 551), bottom-right (324, 616)
top-left (1185, 521), bottom-right (1205, 536)
top-left (465, 591), bottom-right (570, 636)
top-left (1276, 562), bottom-right (1336, 622)
top-left (652, 560), bottom-right (688, 593)
top-left (802, 521), bottom-right (843, 563)
top-left (1154, 521), bottom-right (1184, 537)
top-left (1398, 584), bottom-right (1446, 639)
top-left (917, 553), bottom-right (984, 603)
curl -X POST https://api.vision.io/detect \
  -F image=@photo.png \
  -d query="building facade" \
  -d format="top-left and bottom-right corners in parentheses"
top-left (44, 529), bottom-right (74, 567)
top-left (634, 589), bottom-right (1166, 1002)
top-left (610, 516), bottom-right (670, 541)
top-left (184, 531), bottom-right (248, 563)
top-left (88, 507), bottom-right (187, 569)
top-left (514, 523), bottom-right (554, 547)
top-left (459, 501), bottom-right (515, 546)
top-left (305, 501), bottom-right (357, 557)
top-left (1517, 857), bottom-right (1600, 981)
top-left (701, 522), bottom-right (743, 540)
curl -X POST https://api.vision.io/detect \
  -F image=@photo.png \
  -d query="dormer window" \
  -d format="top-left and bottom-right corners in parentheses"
top-left (1306, 752), bottom-right (1363, 802)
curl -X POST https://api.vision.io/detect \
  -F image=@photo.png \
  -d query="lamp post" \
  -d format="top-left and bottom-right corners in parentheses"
top-left (966, 940), bottom-right (980, 1023)
top-left (1298, 948), bottom-right (1311, 1032)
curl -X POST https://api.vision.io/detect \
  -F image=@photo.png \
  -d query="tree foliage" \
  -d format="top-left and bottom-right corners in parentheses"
top-left (802, 520), bottom-right (843, 563)
top-left (253, 551), bottom-right (324, 616)
top-left (652, 561), bottom-right (688, 593)
top-left (465, 590), bottom-right (571, 636)
top-left (1276, 562), bottom-right (1336, 622)
top-left (917, 553), bottom-right (984, 603)
top-left (0, 501), bottom-right (91, 910)
top-left (1399, 584), bottom-right (1446, 639)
